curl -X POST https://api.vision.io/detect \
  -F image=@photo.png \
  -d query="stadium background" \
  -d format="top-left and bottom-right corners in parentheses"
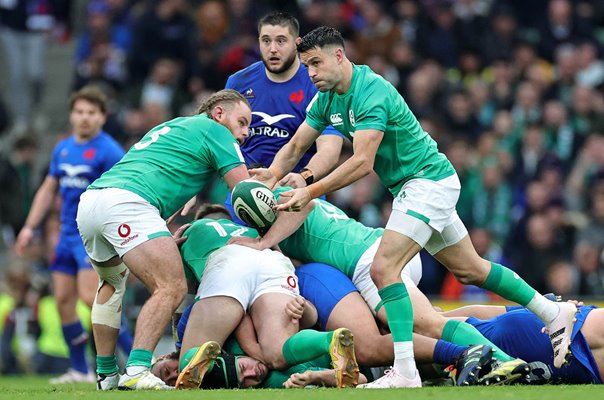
top-left (1, 0), bottom-right (604, 375)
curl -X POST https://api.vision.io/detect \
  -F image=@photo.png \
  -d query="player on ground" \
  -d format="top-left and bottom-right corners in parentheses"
top-left (76, 89), bottom-right (252, 390)
top-left (225, 11), bottom-right (342, 189)
top-left (15, 86), bottom-right (129, 384)
top-left (251, 27), bottom-right (577, 388)
top-left (177, 214), bottom-right (359, 389)
top-left (444, 302), bottom-right (604, 385)
top-left (229, 188), bottom-right (527, 385)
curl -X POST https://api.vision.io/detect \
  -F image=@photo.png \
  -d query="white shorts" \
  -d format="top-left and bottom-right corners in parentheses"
top-left (352, 238), bottom-right (423, 314)
top-left (196, 245), bottom-right (299, 311)
top-left (76, 188), bottom-right (171, 261)
top-left (386, 174), bottom-right (468, 254)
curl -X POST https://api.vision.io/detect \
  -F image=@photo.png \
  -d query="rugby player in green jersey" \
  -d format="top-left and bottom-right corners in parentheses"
top-left (174, 214), bottom-right (359, 389)
top-left (251, 26), bottom-right (577, 388)
top-left (230, 188), bottom-right (527, 383)
top-left (76, 89), bottom-right (253, 390)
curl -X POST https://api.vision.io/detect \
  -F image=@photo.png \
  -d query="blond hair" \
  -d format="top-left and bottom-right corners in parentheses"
top-left (197, 89), bottom-right (250, 116)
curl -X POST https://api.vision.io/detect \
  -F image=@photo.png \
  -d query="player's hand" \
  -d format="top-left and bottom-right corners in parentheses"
top-left (284, 371), bottom-right (315, 388)
top-left (274, 188), bottom-right (310, 212)
top-left (166, 196), bottom-right (197, 225)
top-left (172, 223), bottom-right (191, 247)
top-left (567, 299), bottom-right (585, 307)
top-left (249, 168), bottom-right (278, 189)
top-left (227, 235), bottom-right (264, 250)
top-left (15, 226), bottom-right (35, 257)
top-left (279, 173), bottom-right (306, 188)
top-left (286, 295), bottom-right (305, 324)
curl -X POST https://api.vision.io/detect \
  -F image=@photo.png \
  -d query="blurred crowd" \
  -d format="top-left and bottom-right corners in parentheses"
top-left (1, 0), bottom-right (604, 373)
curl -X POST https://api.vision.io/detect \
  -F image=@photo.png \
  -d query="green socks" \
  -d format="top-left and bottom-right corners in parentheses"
top-left (443, 320), bottom-right (513, 362)
top-left (282, 330), bottom-right (333, 365)
top-left (481, 263), bottom-right (536, 306)
top-left (379, 283), bottom-right (414, 342)
top-left (125, 348), bottom-right (153, 369)
top-left (96, 355), bottom-right (119, 375)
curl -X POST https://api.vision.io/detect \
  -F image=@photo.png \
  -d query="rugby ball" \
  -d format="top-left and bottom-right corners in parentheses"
top-left (231, 179), bottom-right (277, 229)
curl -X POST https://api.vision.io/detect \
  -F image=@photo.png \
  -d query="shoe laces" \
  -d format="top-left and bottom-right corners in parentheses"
top-left (383, 367), bottom-right (400, 379)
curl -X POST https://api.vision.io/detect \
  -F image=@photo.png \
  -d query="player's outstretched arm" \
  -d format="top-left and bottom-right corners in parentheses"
top-left (257, 122), bottom-right (321, 189)
top-left (275, 129), bottom-right (383, 212)
top-left (15, 176), bottom-right (59, 256)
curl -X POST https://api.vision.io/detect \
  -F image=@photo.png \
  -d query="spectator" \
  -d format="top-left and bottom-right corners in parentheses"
top-left (537, 0), bottom-right (594, 62)
top-left (124, 57), bottom-right (189, 119)
top-left (354, 0), bottom-right (403, 63)
top-left (74, 0), bottom-right (130, 91)
top-left (575, 40), bottom-right (604, 88)
top-left (0, 0), bottom-right (59, 135)
top-left (513, 213), bottom-right (565, 292)
top-left (128, 0), bottom-right (196, 85)
top-left (574, 240), bottom-right (604, 296)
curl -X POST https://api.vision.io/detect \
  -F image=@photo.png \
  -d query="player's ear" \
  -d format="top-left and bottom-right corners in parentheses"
top-left (211, 105), bottom-right (225, 122)
top-left (335, 47), bottom-right (344, 64)
top-left (295, 37), bottom-right (301, 46)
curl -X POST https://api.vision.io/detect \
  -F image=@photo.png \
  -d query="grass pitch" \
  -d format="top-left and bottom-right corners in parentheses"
top-left (0, 376), bottom-right (602, 400)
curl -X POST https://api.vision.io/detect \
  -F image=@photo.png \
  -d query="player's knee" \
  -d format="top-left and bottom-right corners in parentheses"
top-left (370, 260), bottom-right (400, 287)
top-left (265, 350), bottom-right (288, 370)
top-left (91, 263), bottom-right (129, 329)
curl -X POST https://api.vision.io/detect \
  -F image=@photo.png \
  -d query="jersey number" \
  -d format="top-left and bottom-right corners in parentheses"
top-left (205, 222), bottom-right (249, 237)
top-left (318, 202), bottom-right (348, 221)
top-left (134, 126), bottom-right (171, 150)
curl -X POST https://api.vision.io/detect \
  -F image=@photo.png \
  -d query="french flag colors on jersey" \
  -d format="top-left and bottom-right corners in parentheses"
top-left (225, 61), bottom-right (340, 172)
top-left (49, 132), bottom-right (124, 235)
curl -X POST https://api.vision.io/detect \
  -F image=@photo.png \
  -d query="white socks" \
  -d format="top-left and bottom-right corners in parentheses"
top-left (393, 341), bottom-right (417, 378)
top-left (526, 293), bottom-right (559, 324)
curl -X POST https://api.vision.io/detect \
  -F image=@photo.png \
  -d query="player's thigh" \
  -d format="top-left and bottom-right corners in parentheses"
top-left (370, 228), bottom-right (422, 285)
top-left (387, 175), bottom-right (460, 247)
top-left (296, 263), bottom-right (357, 331)
top-left (433, 236), bottom-right (490, 284)
top-left (250, 293), bottom-right (299, 353)
top-left (326, 291), bottom-right (394, 366)
top-left (123, 236), bottom-right (185, 293)
top-left (180, 297), bottom-right (244, 358)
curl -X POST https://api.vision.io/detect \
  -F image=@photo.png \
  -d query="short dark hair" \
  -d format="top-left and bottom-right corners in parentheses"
top-left (258, 11), bottom-right (299, 37)
top-left (197, 89), bottom-right (250, 116)
top-left (69, 85), bottom-right (108, 114)
top-left (297, 26), bottom-right (345, 54)
top-left (195, 203), bottom-right (231, 220)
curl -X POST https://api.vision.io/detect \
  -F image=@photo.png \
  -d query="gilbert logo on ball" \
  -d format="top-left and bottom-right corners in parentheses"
top-left (232, 179), bottom-right (277, 229)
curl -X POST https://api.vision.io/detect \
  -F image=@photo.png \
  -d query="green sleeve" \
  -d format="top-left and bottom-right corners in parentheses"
top-left (201, 126), bottom-right (245, 176)
top-left (305, 93), bottom-right (328, 133)
top-left (353, 79), bottom-right (389, 132)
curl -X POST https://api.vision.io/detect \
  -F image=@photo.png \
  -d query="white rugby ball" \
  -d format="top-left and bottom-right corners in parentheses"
top-left (232, 179), bottom-right (277, 229)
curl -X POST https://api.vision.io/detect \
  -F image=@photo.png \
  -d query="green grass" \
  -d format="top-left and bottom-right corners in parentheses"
top-left (0, 376), bottom-right (602, 400)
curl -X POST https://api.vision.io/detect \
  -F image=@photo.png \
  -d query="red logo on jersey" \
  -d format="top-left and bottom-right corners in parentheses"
top-left (289, 90), bottom-right (304, 106)
top-left (83, 148), bottom-right (96, 160)
top-left (118, 224), bottom-right (131, 238)
top-left (287, 275), bottom-right (297, 289)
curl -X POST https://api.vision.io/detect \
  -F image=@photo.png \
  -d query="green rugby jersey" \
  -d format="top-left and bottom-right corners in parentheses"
top-left (305, 64), bottom-right (455, 196)
top-left (179, 218), bottom-right (258, 286)
top-left (276, 187), bottom-right (382, 279)
top-left (90, 114), bottom-right (244, 218)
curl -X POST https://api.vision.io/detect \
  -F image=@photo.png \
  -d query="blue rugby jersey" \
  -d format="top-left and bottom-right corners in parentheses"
top-left (226, 61), bottom-right (341, 172)
top-left (467, 305), bottom-right (601, 384)
top-left (48, 132), bottom-right (124, 235)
